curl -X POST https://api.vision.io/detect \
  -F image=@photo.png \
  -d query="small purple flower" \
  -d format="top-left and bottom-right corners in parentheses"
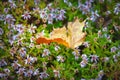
top-left (33, 69), bottom-right (39, 76)
top-left (42, 49), bottom-right (51, 57)
top-left (57, 55), bottom-right (65, 62)
top-left (113, 55), bottom-right (118, 62)
top-left (83, 41), bottom-right (90, 48)
top-left (34, 0), bottom-right (40, 5)
top-left (0, 28), bottom-right (3, 35)
top-left (3, 68), bottom-right (10, 75)
top-left (0, 14), bottom-right (4, 21)
top-left (16, 24), bottom-right (25, 34)
top-left (0, 59), bottom-right (7, 67)
top-left (72, 51), bottom-right (80, 60)
top-left (12, 61), bottom-right (21, 70)
top-left (22, 11), bottom-right (31, 20)
top-left (16, 68), bottom-right (25, 75)
top-left (98, 70), bottom-right (104, 79)
top-left (111, 46), bottom-right (118, 53)
top-left (54, 45), bottom-right (60, 51)
top-left (39, 72), bottom-right (49, 79)
top-left (19, 47), bottom-right (27, 58)
top-left (90, 11), bottom-right (99, 21)
top-left (53, 70), bottom-right (60, 78)
top-left (28, 24), bottom-right (37, 34)
top-left (4, 14), bottom-right (15, 24)
top-left (4, 8), bottom-right (10, 13)
top-left (80, 59), bottom-right (88, 68)
top-left (81, 54), bottom-right (88, 60)
top-left (90, 55), bottom-right (99, 63)
top-left (24, 69), bottom-right (33, 77)
top-left (24, 55), bottom-right (37, 64)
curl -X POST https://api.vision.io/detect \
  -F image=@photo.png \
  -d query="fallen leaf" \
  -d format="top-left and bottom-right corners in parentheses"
top-left (36, 18), bottom-right (86, 49)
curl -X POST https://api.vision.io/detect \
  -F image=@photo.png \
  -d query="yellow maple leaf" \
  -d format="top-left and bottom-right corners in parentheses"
top-left (36, 18), bottom-right (86, 49)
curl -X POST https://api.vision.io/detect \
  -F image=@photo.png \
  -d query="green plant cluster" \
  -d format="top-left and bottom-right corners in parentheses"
top-left (0, 0), bottom-right (120, 80)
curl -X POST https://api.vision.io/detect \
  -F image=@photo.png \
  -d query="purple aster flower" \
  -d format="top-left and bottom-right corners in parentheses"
top-left (22, 11), bottom-right (31, 20)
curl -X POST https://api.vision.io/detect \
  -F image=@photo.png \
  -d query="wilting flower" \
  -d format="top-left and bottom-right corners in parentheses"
top-left (22, 11), bottom-right (31, 20)
top-left (39, 72), bottom-right (49, 79)
top-left (53, 70), bottom-right (60, 78)
top-left (42, 49), bottom-right (51, 57)
top-left (0, 28), bottom-right (3, 35)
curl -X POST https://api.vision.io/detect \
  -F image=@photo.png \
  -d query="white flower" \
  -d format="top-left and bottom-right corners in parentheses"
top-left (42, 49), bottom-right (51, 57)
top-left (22, 11), bottom-right (31, 20)
top-left (0, 28), bottom-right (3, 35)
top-left (53, 70), bottom-right (60, 78)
